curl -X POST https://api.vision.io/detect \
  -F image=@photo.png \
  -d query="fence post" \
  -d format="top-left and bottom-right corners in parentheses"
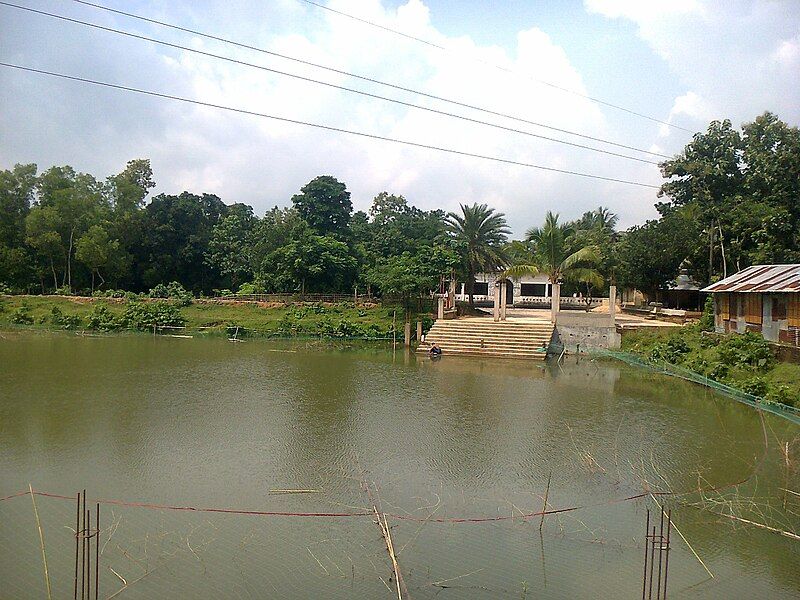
top-left (404, 321), bottom-right (411, 347)
top-left (416, 320), bottom-right (422, 341)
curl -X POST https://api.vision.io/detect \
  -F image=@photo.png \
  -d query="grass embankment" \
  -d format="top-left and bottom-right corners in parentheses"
top-left (0, 295), bottom-right (424, 339)
top-left (621, 326), bottom-right (800, 408)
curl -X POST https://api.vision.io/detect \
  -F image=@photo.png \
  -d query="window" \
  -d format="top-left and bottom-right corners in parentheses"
top-left (520, 283), bottom-right (547, 297)
top-left (473, 282), bottom-right (489, 296)
top-left (771, 295), bottom-right (787, 321)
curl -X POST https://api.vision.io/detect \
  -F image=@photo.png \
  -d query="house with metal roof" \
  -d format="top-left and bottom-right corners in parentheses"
top-left (701, 264), bottom-right (800, 346)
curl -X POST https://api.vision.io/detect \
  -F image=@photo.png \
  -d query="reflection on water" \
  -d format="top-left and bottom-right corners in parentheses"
top-left (0, 332), bottom-right (798, 598)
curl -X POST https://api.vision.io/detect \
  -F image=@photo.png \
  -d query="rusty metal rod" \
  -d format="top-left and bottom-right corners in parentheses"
top-left (86, 509), bottom-right (91, 600)
top-left (74, 492), bottom-right (80, 600)
top-left (656, 507), bottom-right (665, 599)
top-left (648, 525), bottom-right (656, 600)
top-left (663, 510), bottom-right (672, 599)
top-left (95, 503), bottom-right (99, 600)
top-left (81, 492), bottom-right (86, 600)
top-left (642, 508), bottom-right (650, 600)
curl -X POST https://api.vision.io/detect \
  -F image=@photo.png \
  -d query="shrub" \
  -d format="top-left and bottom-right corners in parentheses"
top-left (86, 305), bottom-right (123, 331)
top-left (121, 301), bottom-right (186, 331)
top-left (649, 335), bottom-right (690, 363)
top-left (149, 281), bottom-right (193, 306)
top-left (53, 286), bottom-right (72, 296)
top-left (0, 282), bottom-right (11, 295)
top-left (716, 332), bottom-right (774, 371)
top-left (741, 376), bottom-right (768, 397)
top-left (10, 305), bottom-right (33, 325)
top-left (766, 385), bottom-right (797, 407)
top-left (49, 306), bottom-right (82, 330)
top-left (236, 282), bottom-right (259, 296)
top-left (698, 296), bottom-right (715, 332)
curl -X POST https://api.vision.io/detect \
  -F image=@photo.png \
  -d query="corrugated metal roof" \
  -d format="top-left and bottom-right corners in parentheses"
top-left (702, 264), bottom-right (800, 293)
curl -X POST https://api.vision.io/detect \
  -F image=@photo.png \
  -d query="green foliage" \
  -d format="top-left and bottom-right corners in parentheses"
top-left (291, 176), bottom-right (352, 239)
top-left (121, 301), bottom-right (186, 331)
top-left (48, 306), bottom-right (82, 330)
top-left (446, 203), bottom-right (510, 306)
top-left (236, 282), bottom-right (260, 296)
top-left (698, 296), bottom-right (715, 331)
top-left (0, 282), bottom-right (11, 295)
top-left (148, 281), bottom-right (193, 305)
top-left (649, 336), bottom-right (690, 363)
top-left (86, 305), bottom-right (123, 331)
top-left (622, 327), bottom-right (796, 408)
top-left (716, 332), bottom-right (774, 371)
top-left (10, 304), bottom-right (33, 324)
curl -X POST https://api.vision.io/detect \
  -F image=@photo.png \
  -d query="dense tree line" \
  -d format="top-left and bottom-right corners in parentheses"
top-left (1, 112), bottom-right (797, 302)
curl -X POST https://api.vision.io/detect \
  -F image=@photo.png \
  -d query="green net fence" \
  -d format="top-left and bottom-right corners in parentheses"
top-left (592, 349), bottom-right (800, 426)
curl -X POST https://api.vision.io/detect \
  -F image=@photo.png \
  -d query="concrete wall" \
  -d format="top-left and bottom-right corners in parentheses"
top-left (553, 313), bottom-right (620, 352)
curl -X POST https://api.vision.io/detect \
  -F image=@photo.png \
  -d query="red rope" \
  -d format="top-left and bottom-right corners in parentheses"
top-left (0, 488), bottom-right (670, 523)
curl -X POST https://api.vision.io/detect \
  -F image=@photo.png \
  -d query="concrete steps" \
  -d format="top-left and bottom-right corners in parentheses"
top-left (417, 318), bottom-right (554, 360)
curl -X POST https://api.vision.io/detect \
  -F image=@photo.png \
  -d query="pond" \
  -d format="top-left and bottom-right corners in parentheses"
top-left (1, 331), bottom-right (798, 598)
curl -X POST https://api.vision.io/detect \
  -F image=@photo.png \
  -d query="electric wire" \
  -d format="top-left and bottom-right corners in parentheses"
top-left (0, 1), bottom-right (660, 165)
top-left (0, 61), bottom-right (661, 189)
top-left (296, 0), bottom-right (693, 133)
top-left (64, 0), bottom-right (672, 159)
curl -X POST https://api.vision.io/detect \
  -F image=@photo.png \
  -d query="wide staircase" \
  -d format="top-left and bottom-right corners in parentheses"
top-left (417, 317), bottom-right (554, 360)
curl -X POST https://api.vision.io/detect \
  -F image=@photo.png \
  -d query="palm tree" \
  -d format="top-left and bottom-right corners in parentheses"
top-left (446, 203), bottom-right (510, 307)
top-left (503, 211), bottom-right (603, 290)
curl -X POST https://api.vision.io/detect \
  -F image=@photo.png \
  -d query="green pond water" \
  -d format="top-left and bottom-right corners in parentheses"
top-left (1, 330), bottom-right (798, 599)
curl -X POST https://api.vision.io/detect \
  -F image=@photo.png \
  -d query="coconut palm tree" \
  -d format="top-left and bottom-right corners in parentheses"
top-left (445, 203), bottom-right (510, 307)
top-left (503, 211), bottom-right (603, 290)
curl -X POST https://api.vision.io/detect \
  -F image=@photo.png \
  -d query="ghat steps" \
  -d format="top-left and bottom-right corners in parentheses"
top-left (417, 318), bottom-right (554, 360)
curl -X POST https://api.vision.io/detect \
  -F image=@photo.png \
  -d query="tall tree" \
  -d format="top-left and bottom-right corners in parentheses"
top-left (291, 176), bottom-right (352, 239)
top-left (504, 211), bottom-right (603, 290)
top-left (75, 224), bottom-right (126, 293)
top-left (445, 203), bottom-right (510, 307)
top-left (205, 204), bottom-right (256, 288)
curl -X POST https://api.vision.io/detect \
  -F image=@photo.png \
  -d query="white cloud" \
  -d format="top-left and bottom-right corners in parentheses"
top-left (585, 0), bottom-right (800, 133)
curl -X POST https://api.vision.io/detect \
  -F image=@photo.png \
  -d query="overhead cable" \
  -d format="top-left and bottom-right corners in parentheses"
top-left (0, 61), bottom-right (661, 189)
top-left (64, 0), bottom-right (672, 159)
top-left (296, 0), bottom-right (693, 133)
top-left (0, 1), bottom-right (660, 164)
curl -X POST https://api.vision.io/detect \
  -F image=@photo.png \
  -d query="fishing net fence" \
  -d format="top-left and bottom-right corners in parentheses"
top-left (591, 349), bottom-right (800, 426)
top-left (1, 482), bottom-right (695, 600)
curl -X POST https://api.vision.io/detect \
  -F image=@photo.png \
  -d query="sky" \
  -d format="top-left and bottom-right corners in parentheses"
top-left (1, 0), bottom-right (798, 236)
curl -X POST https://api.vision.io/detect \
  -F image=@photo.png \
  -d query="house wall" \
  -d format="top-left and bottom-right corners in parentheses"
top-left (714, 292), bottom-right (800, 346)
top-left (454, 273), bottom-right (552, 305)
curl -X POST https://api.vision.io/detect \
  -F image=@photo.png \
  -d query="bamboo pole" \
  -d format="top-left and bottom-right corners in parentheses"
top-left (649, 493), bottom-right (713, 578)
top-left (539, 471), bottom-right (551, 532)
top-left (29, 484), bottom-right (52, 600)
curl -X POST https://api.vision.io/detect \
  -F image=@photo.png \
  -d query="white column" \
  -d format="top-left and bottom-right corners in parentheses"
top-left (551, 282), bottom-right (560, 323)
top-left (500, 281), bottom-right (507, 321)
top-left (493, 283), bottom-right (500, 322)
top-left (609, 285), bottom-right (617, 324)
top-left (437, 297), bottom-right (444, 320)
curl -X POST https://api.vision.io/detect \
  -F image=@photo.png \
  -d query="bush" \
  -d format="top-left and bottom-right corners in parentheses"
top-left (53, 286), bottom-right (72, 296)
top-left (49, 306), bottom-right (82, 330)
top-left (649, 335), bottom-right (690, 363)
top-left (149, 281), bottom-right (193, 306)
top-left (10, 305), bottom-right (33, 325)
top-left (0, 282), bottom-right (11, 295)
top-left (121, 301), bottom-right (186, 331)
top-left (741, 376), bottom-right (769, 397)
top-left (716, 332), bottom-right (774, 371)
top-left (236, 282), bottom-right (260, 296)
top-left (86, 305), bottom-right (123, 331)
top-left (698, 296), bottom-right (715, 331)
top-left (766, 385), bottom-right (798, 407)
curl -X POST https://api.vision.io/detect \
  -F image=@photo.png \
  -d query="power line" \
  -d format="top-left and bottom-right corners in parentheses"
top-left (0, 61), bottom-right (661, 189)
top-left (1, 2), bottom-right (660, 165)
top-left (296, 0), bottom-right (693, 133)
top-left (65, 0), bottom-right (671, 159)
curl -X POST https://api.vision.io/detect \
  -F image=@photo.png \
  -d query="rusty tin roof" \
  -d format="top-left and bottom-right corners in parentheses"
top-left (702, 264), bottom-right (800, 293)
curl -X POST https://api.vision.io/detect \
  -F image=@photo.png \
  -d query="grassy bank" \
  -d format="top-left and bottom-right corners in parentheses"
top-left (621, 326), bottom-right (800, 408)
top-left (0, 295), bottom-right (428, 339)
